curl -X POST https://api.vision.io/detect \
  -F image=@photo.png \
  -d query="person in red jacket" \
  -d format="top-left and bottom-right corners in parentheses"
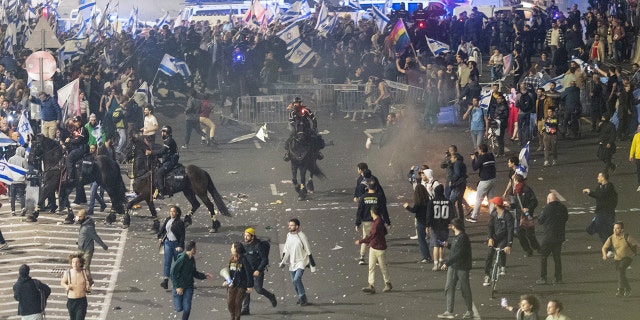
top-left (355, 206), bottom-right (392, 294)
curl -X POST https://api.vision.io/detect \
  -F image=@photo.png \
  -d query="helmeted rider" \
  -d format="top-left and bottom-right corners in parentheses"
top-left (283, 97), bottom-right (323, 161)
top-left (146, 125), bottom-right (179, 199)
top-left (65, 116), bottom-right (90, 183)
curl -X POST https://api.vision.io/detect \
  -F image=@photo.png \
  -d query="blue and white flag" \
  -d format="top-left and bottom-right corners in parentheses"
top-left (426, 36), bottom-right (450, 56)
top-left (316, 15), bottom-right (336, 38)
top-left (281, 0), bottom-right (311, 23)
top-left (0, 158), bottom-right (27, 185)
top-left (277, 23), bottom-right (301, 49)
top-left (384, 0), bottom-right (393, 15)
top-left (286, 41), bottom-right (315, 67)
top-left (0, 131), bottom-right (17, 147)
top-left (315, 1), bottom-right (328, 30)
top-left (136, 81), bottom-right (155, 107)
top-left (156, 11), bottom-right (169, 28)
top-left (63, 37), bottom-right (88, 56)
top-left (158, 54), bottom-right (192, 77)
top-left (517, 141), bottom-right (530, 178)
top-left (17, 112), bottom-right (32, 146)
top-left (479, 90), bottom-right (493, 109)
top-left (91, 121), bottom-right (103, 144)
top-left (348, 0), bottom-right (361, 9)
top-left (372, 6), bottom-right (389, 32)
top-left (78, 1), bottom-right (97, 23)
top-left (542, 74), bottom-right (565, 92)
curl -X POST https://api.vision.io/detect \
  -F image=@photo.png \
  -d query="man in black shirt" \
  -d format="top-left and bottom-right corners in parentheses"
top-left (241, 228), bottom-right (277, 315)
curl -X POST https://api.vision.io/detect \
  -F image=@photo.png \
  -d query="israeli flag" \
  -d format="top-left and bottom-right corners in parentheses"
top-left (158, 54), bottom-right (192, 78)
top-left (517, 141), bottom-right (530, 178)
top-left (315, 1), bottom-right (329, 30)
top-left (0, 159), bottom-right (27, 185)
top-left (372, 6), bottom-right (389, 33)
top-left (156, 11), bottom-right (169, 28)
top-left (542, 74), bottom-right (565, 92)
top-left (286, 41), bottom-right (315, 67)
top-left (137, 81), bottom-right (155, 107)
top-left (277, 23), bottom-right (301, 49)
top-left (92, 121), bottom-right (103, 144)
top-left (0, 131), bottom-right (17, 147)
top-left (426, 36), bottom-right (450, 56)
top-left (17, 112), bottom-right (32, 146)
top-left (78, 1), bottom-right (97, 23)
top-left (348, 0), bottom-right (361, 9)
top-left (384, 0), bottom-right (393, 15)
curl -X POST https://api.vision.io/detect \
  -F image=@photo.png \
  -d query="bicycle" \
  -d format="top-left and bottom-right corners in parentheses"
top-left (488, 246), bottom-right (505, 299)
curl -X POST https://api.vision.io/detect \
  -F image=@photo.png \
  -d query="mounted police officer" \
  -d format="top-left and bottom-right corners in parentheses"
top-left (146, 125), bottom-right (179, 199)
top-left (283, 97), bottom-right (323, 162)
top-left (64, 116), bottom-right (89, 183)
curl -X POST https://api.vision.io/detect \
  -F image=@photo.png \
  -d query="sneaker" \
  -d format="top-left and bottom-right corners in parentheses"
top-left (624, 288), bottom-right (631, 296)
top-left (11, 211), bottom-right (16, 216)
top-left (181, 145), bottom-right (188, 149)
top-left (160, 278), bottom-right (169, 290)
top-left (482, 275), bottom-right (491, 286)
top-left (535, 278), bottom-right (547, 285)
top-left (200, 139), bottom-right (206, 145)
top-left (543, 161), bottom-right (550, 166)
top-left (499, 267), bottom-right (506, 276)
top-left (410, 235), bottom-right (419, 240)
top-left (358, 258), bottom-right (366, 265)
top-left (437, 311), bottom-right (455, 319)
top-left (0, 243), bottom-right (9, 250)
top-left (362, 285), bottom-right (375, 294)
top-left (465, 217), bottom-right (477, 223)
top-left (552, 160), bottom-right (557, 166)
top-left (432, 262), bottom-right (440, 271)
top-left (616, 288), bottom-right (624, 297)
top-left (344, 113), bottom-right (351, 119)
top-left (462, 311), bottom-right (474, 319)
top-left (382, 282), bottom-right (392, 292)
top-left (418, 259), bottom-right (429, 264)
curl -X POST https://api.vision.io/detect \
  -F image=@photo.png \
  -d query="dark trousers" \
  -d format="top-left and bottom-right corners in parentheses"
top-left (636, 159), bottom-right (640, 185)
top-left (615, 257), bottom-right (633, 291)
top-left (9, 184), bottom-right (26, 211)
top-left (444, 267), bottom-right (473, 314)
top-left (0, 228), bottom-right (6, 244)
top-left (517, 227), bottom-right (540, 255)
top-left (484, 238), bottom-right (508, 275)
top-left (540, 241), bottom-right (563, 281)
top-left (67, 296), bottom-right (88, 320)
top-left (242, 271), bottom-right (275, 312)
top-left (66, 148), bottom-right (86, 179)
top-left (156, 161), bottom-right (175, 193)
top-left (518, 113), bottom-right (531, 146)
top-left (497, 126), bottom-right (507, 154)
top-left (184, 119), bottom-right (206, 146)
top-left (228, 286), bottom-right (248, 320)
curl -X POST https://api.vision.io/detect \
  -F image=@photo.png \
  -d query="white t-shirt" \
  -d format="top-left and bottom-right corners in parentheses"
top-left (144, 115), bottom-right (158, 136)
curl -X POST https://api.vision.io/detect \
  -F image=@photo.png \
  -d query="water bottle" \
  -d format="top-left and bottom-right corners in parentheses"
top-left (525, 212), bottom-right (532, 220)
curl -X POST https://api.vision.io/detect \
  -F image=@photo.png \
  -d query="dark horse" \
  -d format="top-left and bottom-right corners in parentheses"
top-left (28, 134), bottom-right (127, 224)
top-left (287, 131), bottom-right (325, 200)
top-left (125, 135), bottom-right (230, 233)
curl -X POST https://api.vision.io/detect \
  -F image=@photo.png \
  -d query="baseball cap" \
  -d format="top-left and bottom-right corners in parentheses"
top-left (489, 196), bottom-right (505, 207)
top-left (244, 227), bottom-right (255, 236)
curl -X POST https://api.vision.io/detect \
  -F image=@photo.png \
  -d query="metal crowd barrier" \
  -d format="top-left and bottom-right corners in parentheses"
top-left (384, 80), bottom-right (426, 108)
top-left (235, 95), bottom-right (295, 126)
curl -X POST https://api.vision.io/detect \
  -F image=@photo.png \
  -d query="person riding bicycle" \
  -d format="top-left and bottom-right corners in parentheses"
top-left (146, 125), bottom-right (179, 199)
top-left (64, 116), bottom-right (90, 183)
top-left (483, 196), bottom-right (514, 287)
top-left (283, 97), bottom-right (323, 161)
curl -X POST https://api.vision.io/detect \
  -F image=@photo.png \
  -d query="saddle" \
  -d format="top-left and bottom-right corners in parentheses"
top-left (154, 164), bottom-right (188, 195)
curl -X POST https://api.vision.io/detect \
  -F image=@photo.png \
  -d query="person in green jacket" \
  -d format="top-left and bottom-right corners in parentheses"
top-left (170, 240), bottom-right (212, 320)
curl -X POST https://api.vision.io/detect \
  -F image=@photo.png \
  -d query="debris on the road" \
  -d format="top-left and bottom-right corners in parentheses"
top-left (331, 245), bottom-right (343, 250)
top-left (285, 208), bottom-right (292, 212)
top-left (270, 200), bottom-right (283, 205)
top-left (228, 171), bottom-right (238, 174)
top-left (250, 207), bottom-right (258, 211)
top-left (281, 179), bottom-right (293, 184)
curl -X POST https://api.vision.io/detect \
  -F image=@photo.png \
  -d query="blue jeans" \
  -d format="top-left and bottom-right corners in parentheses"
top-left (87, 182), bottom-right (106, 214)
top-left (470, 130), bottom-right (484, 151)
top-left (164, 240), bottom-right (180, 278)
top-left (184, 120), bottom-right (206, 146)
top-left (290, 268), bottom-right (306, 298)
top-left (116, 128), bottom-right (126, 153)
top-left (173, 286), bottom-right (194, 320)
top-left (416, 220), bottom-right (431, 260)
top-left (9, 183), bottom-right (26, 212)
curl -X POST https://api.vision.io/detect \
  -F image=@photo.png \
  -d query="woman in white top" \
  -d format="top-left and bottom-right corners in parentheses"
top-left (488, 49), bottom-right (504, 82)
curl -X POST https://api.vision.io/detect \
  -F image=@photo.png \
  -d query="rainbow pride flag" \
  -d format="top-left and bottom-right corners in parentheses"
top-left (389, 19), bottom-right (410, 55)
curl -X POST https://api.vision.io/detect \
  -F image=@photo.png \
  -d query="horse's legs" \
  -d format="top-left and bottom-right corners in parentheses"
top-left (145, 198), bottom-right (160, 233)
top-left (182, 188), bottom-right (200, 228)
top-left (307, 170), bottom-right (315, 193)
top-left (197, 191), bottom-right (221, 233)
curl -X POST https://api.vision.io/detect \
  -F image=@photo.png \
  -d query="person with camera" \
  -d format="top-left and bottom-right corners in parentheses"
top-left (602, 221), bottom-right (638, 297)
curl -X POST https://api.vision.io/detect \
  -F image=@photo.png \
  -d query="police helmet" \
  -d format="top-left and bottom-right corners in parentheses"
top-left (161, 125), bottom-right (172, 135)
top-left (293, 97), bottom-right (302, 103)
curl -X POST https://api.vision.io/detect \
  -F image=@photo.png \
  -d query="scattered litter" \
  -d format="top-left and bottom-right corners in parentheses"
top-left (285, 208), bottom-right (292, 212)
top-left (587, 246), bottom-right (592, 250)
top-left (271, 167), bottom-right (275, 170)
top-left (278, 192), bottom-right (287, 196)
top-left (113, 306), bottom-right (121, 310)
top-left (537, 177), bottom-right (544, 181)
top-left (265, 226), bottom-right (272, 231)
top-left (228, 171), bottom-right (238, 174)
top-left (281, 180), bottom-right (293, 184)
top-left (331, 245), bottom-right (343, 250)
top-left (237, 194), bottom-right (249, 199)
top-left (270, 200), bottom-right (283, 205)
top-left (254, 203), bottom-right (259, 207)
top-left (250, 207), bottom-right (258, 212)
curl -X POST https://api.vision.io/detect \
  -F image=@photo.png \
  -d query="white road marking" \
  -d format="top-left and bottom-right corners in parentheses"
top-left (100, 228), bottom-right (128, 320)
top-left (549, 189), bottom-right (566, 202)
top-left (270, 184), bottom-right (278, 196)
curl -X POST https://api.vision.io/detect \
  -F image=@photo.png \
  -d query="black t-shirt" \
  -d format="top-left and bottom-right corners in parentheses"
top-left (607, 74), bottom-right (618, 95)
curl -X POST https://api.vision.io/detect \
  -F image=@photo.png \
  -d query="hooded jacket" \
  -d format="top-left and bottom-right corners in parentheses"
top-left (13, 276), bottom-right (51, 316)
top-left (8, 146), bottom-right (28, 184)
top-left (77, 216), bottom-right (108, 252)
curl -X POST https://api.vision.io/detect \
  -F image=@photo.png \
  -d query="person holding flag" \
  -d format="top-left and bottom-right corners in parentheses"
top-left (85, 114), bottom-right (104, 147)
top-left (30, 92), bottom-right (61, 139)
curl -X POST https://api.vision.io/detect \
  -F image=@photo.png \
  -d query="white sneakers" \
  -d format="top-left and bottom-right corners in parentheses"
top-left (483, 275), bottom-right (490, 286)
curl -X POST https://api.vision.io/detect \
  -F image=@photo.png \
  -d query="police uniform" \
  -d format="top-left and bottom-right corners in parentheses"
top-left (152, 127), bottom-right (179, 196)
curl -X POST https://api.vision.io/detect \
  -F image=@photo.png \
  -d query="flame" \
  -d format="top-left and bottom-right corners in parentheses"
top-left (464, 187), bottom-right (488, 207)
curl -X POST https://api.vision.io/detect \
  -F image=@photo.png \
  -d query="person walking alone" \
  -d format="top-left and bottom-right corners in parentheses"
top-left (241, 228), bottom-right (277, 315)
top-left (356, 206), bottom-right (392, 294)
top-left (170, 240), bottom-right (213, 320)
top-left (75, 209), bottom-right (108, 284)
top-left (438, 219), bottom-right (474, 319)
top-left (536, 192), bottom-right (568, 285)
top-left (13, 264), bottom-right (51, 320)
top-left (602, 221), bottom-right (638, 297)
top-left (279, 218), bottom-right (314, 306)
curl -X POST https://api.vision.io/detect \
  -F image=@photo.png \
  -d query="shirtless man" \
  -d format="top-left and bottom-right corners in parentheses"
top-left (61, 253), bottom-right (91, 320)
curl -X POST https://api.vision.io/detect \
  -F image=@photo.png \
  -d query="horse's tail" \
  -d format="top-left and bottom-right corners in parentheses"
top-left (207, 175), bottom-right (231, 217)
top-left (308, 160), bottom-right (326, 180)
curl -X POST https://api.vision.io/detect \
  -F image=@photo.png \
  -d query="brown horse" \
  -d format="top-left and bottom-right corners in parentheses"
top-left (125, 134), bottom-right (230, 233)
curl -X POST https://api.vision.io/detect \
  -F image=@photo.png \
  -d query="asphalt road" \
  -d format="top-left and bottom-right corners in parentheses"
top-left (1, 95), bottom-right (639, 320)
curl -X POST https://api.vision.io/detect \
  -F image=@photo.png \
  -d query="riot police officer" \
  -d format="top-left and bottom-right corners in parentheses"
top-left (283, 97), bottom-right (323, 161)
top-left (65, 116), bottom-right (89, 183)
top-left (146, 125), bottom-right (179, 199)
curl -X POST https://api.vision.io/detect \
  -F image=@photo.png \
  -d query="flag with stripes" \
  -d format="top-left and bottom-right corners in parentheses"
top-left (372, 6), bottom-right (389, 33)
top-left (426, 36), bottom-right (449, 56)
top-left (348, 0), bottom-right (361, 9)
top-left (286, 41), bottom-right (315, 67)
top-left (0, 131), bottom-right (17, 147)
top-left (502, 54), bottom-right (513, 76)
top-left (92, 121), bottom-right (103, 144)
top-left (277, 23), bottom-right (301, 49)
top-left (17, 112), bottom-right (32, 146)
top-left (156, 11), bottom-right (169, 28)
top-left (315, 1), bottom-right (328, 30)
top-left (384, 0), bottom-right (393, 15)
top-left (542, 74), bottom-right (566, 92)
top-left (0, 158), bottom-right (27, 185)
top-left (158, 54), bottom-right (192, 78)
top-left (136, 81), bottom-right (155, 107)
top-left (389, 19), bottom-right (410, 55)
top-left (78, 1), bottom-right (97, 23)
top-left (517, 141), bottom-right (530, 178)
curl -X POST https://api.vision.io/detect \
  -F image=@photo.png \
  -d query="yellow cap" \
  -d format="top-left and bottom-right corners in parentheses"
top-left (245, 228), bottom-right (255, 236)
